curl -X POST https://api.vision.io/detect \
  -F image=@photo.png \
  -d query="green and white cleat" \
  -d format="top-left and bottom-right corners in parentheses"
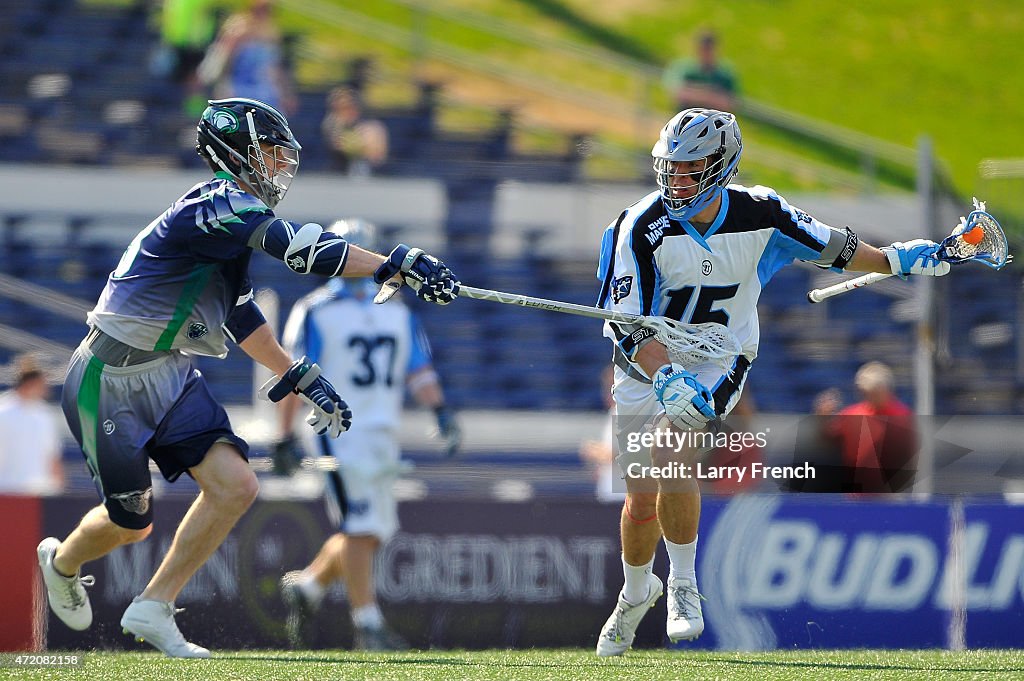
top-left (595, 573), bottom-right (664, 657)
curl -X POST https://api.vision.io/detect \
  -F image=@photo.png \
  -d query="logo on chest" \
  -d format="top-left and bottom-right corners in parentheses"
top-left (701, 260), bottom-right (713, 276)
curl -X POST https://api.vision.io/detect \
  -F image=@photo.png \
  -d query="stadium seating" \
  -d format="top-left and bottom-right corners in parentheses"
top-left (0, 0), bottom-right (1019, 417)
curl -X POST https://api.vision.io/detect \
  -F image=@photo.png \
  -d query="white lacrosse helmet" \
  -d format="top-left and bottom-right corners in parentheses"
top-left (652, 108), bottom-right (742, 221)
top-left (329, 217), bottom-right (380, 253)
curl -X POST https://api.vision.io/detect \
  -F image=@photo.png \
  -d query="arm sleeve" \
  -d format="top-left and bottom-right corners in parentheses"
top-left (223, 281), bottom-right (267, 344)
top-left (755, 188), bottom-right (858, 281)
top-left (597, 212), bottom-right (658, 354)
top-left (597, 219), bottom-right (657, 316)
top-left (406, 313), bottom-right (433, 374)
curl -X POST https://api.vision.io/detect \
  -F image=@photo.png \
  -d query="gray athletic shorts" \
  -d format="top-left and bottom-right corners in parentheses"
top-left (61, 334), bottom-right (248, 529)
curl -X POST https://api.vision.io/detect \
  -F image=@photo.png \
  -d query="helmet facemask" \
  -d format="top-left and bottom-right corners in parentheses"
top-left (246, 138), bottom-right (299, 209)
top-left (654, 152), bottom-right (730, 219)
top-left (651, 108), bottom-right (742, 221)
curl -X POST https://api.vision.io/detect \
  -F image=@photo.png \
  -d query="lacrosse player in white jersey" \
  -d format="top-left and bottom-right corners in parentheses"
top-left (593, 108), bottom-right (950, 656)
top-left (277, 218), bottom-right (461, 651)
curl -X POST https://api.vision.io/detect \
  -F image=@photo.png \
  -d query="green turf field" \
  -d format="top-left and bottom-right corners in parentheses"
top-left (3, 649), bottom-right (1023, 681)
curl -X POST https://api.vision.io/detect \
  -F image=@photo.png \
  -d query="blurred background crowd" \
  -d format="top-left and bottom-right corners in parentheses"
top-left (1, 0), bottom-right (1020, 477)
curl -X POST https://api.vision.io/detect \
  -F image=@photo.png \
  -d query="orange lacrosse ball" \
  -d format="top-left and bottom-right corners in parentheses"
top-left (962, 226), bottom-right (984, 245)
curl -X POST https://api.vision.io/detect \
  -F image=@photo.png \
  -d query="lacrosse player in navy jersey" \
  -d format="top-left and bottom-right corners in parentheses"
top-left (593, 108), bottom-right (949, 656)
top-left (275, 218), bottom-right (460, 651)
top-left (35, 98), bottom-right (458, 658)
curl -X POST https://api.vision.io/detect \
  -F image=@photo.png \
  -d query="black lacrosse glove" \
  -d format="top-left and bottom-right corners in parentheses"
top-left (259, 357), bottom-right (352, 438)
top-left (373, 244), bottom-right (460, 305)
top-left (435, 405), bottom-right (462, 457)
top-left (270, 434), bottom-right (303, 476)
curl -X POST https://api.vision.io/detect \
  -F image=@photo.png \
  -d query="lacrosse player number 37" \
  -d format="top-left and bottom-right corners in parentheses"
top-left (664, 285), bottom-right (739, 325)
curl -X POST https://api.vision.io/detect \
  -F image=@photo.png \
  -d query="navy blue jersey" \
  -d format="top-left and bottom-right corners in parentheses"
top-left (90, 173), bottom-right (284, 357)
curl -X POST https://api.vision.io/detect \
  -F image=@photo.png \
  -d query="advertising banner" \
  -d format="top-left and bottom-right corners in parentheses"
top-left (27, 495), bottom-right (1024, 651)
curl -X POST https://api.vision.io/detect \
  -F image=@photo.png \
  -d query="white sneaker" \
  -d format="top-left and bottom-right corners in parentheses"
top-left (37, 537), bottom-right (94, 631)
top-left (595, 573), bottom-right (664, 657)
top-left (121, 599), bottom-right (210, 658)
top-left (666, 576), bottom-right (704, 642)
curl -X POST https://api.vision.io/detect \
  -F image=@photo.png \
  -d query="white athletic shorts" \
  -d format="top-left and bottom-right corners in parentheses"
top-left (612, 356), bottom-right (752, 480)
top-left (322, 430), bottom-right (402, 542)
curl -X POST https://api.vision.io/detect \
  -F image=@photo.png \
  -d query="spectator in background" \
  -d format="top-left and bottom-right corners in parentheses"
top-left (819, 362), bottom-right (919, 493)
top-left (157, 0), bottom-right (218, 117)
top-left (662, 32), bottom-right (738, 112)
top-left (579, 366), bottom-right (625, 503)
top-left (322, 87), bottom-right (389, 177)
top-left (198, 0), bottom-right (297, 114)
top-left (0, 354), bottom-right (63, 495)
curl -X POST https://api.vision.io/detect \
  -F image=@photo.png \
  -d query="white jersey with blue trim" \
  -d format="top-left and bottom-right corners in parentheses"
top-left (282, 279), bottom-right (433, 435)
top-left (597, 184), bottom-right (836, 374)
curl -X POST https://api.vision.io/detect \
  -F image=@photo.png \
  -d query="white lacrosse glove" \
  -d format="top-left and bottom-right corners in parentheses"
top-left (882, 239), bottom-right (951, 279)
top-left (259, 357), bottom-right (352, 438)
top-left (652, 363), bottom-right (717, 430)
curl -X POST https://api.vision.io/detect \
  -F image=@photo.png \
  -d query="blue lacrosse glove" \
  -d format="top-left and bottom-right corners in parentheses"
top-left (882, 239), bottom-right (951, 279)
top-left (434, 405), bottom-right (462, 457)
top-left (652, 363), bottom-right (717, 430)
top-left (259, 357), bottom-right (352, 438)
top-left (373, 244), bottom-right (460, 305)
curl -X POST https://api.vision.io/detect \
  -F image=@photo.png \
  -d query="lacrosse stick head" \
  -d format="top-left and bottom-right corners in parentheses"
top-left (940, 198), bottom-right (1012, 269)
top-left (646, 318), bottom-right (743, 374)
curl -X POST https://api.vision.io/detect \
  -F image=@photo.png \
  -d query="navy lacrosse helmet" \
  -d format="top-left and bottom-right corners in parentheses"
top-left (652, 108), bottom-right (742, 221)
top-left (196, 98), bottom-right (301, 208)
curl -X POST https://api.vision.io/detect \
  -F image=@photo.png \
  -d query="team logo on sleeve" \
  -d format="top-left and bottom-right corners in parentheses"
top-left (611, 275), bottom-right (633, 303)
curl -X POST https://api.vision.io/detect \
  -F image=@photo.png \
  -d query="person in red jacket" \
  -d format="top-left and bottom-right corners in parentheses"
top-left (823, 361), bottom-right (918, 493)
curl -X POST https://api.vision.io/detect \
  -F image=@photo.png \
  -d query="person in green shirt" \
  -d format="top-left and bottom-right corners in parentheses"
top-left (663, 31), bottom-right (738, 111)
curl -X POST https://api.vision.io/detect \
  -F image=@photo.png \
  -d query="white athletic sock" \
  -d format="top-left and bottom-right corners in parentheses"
top-left (352, 603), bottom-right (384, 629)
top-left (621, 554), bottom-right (655, 604)
top-left (664, 536), bottom-right (697, 582)
top-left (297, 571), bottom-right (325, 606)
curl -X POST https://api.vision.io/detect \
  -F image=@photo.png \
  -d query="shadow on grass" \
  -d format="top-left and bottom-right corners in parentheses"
top-left (702, 656), bottom-right (1024, 674)
top-left (218, 651), bottom-right (660, 669)
top-left (220, 653), bottom-right (476, 666)
top-left (216, 650), bottom-right (1024, 674)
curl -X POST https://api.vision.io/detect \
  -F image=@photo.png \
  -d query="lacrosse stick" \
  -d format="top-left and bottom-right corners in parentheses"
top-left (422, 284), bottom-right (741, 374)
top-left (807, 198), bottom-right (1012, 303)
